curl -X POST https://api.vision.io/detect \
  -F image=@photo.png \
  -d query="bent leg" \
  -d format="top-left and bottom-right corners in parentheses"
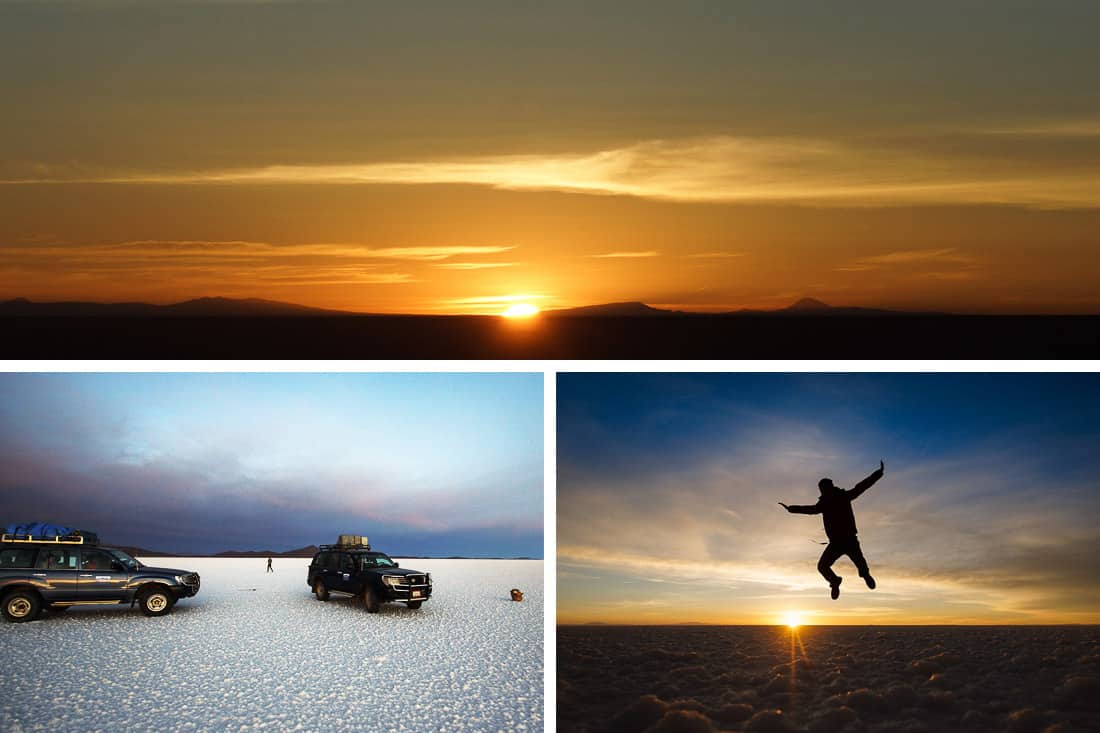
top-left (817, 543), bottom-right (844, 585)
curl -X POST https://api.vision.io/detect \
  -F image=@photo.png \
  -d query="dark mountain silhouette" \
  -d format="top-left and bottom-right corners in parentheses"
top-left (784, 297), bottom-right (832, 312)
top-left (4, 296), bottom-right (1096, 358)
top-left (548, 298), bottom-right (945, 317)
top-left (112, 545), bottom-right (180, 558)
top-left (214, 545), bottom-right (320, 558)
top-left (0, 296), bottom-right (351, 317)
top-left (545, 301), bottom-right (677, 317)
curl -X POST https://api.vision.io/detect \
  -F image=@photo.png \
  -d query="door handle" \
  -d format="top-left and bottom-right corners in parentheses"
top-left (79, 574), bottom-right (93, 578)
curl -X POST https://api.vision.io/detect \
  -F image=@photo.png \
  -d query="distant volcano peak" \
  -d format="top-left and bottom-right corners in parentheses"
top-left (786, 297), bottom-right (832, 311)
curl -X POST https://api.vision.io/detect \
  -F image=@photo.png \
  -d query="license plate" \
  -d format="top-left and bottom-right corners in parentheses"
top-left (412, 590), bottom-right (422, 598)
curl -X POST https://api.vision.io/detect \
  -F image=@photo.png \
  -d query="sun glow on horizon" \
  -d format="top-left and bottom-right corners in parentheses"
top-left (502, 303), bottom-right (540, 318)
top-left (780, 610), bottom-right (806, 628)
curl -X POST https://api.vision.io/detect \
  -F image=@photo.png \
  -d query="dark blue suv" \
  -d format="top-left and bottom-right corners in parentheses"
top-left (307, 541), bottom-right (432, 613)
top-left (0, 533), bottom-right (200, 622)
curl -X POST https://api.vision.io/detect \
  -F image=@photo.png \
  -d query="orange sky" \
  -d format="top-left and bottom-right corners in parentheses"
top-left (3, 3), bottom-right (1099, 314)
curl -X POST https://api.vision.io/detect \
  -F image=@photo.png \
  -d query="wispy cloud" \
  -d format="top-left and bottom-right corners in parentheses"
top-left (0, 241), bottom-right (526, 299)
top-left (10, 129), bottom-right (1100, 208)
top-left (432, 262), bottom-right (518, 270)
top-left (587, 251), bottom-right (659, 259)
top-left (834, 248), bottom-right (981, 277)
top-left (559, 409), bottom-right (1100, 623)
top-left (686, 252), bottom-right (745, 259)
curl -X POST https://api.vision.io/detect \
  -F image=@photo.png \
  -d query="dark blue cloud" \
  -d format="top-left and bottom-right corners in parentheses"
top-left (0, 373), bottom-right (543, 557)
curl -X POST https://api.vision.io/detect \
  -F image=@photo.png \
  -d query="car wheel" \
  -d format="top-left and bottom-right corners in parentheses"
top-left (314, 581), bottom-right (329, 601)
top-left (406, 601), bottom-right (422, 610)
top-left (363, 587), bottom-right (380, 613)
top-left (2, 590), bottom-right (41, 623)
top-left (138, 587), bottom-right (174, 617)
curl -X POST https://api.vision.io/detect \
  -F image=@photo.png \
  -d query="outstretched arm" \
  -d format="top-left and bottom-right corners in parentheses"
top-left (779, 501), bottom-right (821, 515)
top-left (847, 460), bottom-right (885, 500)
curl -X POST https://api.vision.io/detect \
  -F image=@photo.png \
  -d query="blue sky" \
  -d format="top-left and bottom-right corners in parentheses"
top-left (558, 373), bottom-right (1100, 624)
top-left (0, 373), bottom-right (543, 556)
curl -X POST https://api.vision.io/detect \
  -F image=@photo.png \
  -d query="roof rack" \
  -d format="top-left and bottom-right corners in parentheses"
top-left (319, 542), bottom-right (374, 552)
top-left (1, 533), bottom-right (92, 545)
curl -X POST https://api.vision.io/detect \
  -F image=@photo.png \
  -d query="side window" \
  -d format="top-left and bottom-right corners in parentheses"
top-left (323, 553), bottom-right (339, 571)
top-left (36, 548), bottom-right (77, 569)
top-left (340, 554), bottom-right (356, 572)
top-left (80, 549), bottom-right (118, 571)
top-left (0, 548), bottom-right (37, 568)
top-left (313, 553), bottom-right (327, 569)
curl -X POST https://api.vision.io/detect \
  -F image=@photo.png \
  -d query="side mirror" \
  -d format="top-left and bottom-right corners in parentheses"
top-left (394, 562), bottom-right (400, 568)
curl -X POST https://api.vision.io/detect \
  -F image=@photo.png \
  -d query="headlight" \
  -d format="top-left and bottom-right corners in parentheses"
top-left (426, 573), bottom-right (432, 585)
top-left (381, 575), bottom-right (403, 588)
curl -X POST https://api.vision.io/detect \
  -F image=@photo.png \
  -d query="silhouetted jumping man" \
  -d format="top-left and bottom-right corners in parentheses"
top-left (780, 460), bottom-right (884, 600)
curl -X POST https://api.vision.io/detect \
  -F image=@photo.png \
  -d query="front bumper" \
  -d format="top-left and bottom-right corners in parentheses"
top-left (380, 576), bottom-right (432, 603)
top-left (174, 574), bottom-right (201, 598)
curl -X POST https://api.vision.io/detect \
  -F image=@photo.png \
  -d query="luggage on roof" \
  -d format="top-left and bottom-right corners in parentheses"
top-left (1, 522), bottom-right (99, 545)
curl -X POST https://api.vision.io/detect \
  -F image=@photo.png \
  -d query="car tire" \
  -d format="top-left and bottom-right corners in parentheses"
top-left (2, 589), bottom-right (41, 623)
top-left (138, 586), bottom-right (174, 617)
top-left (314, 581), bottom-right (329, 601)
top-left (406, 601), bottom-right (422, 610)
top-left (363, 587), bottom-right (380, 613)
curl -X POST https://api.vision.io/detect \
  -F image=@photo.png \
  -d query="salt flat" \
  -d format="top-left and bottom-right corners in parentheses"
top-left (559, 625), bottom-right (1100, 733)
top-left (1, 558), bottom-right (543, 732)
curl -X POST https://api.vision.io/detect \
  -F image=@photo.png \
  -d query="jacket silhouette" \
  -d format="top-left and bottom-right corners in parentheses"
top-left (781, 461), bottom-right (884, 600)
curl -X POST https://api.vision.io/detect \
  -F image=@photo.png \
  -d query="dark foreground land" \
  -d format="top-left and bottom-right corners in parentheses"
top-left (558, 625), bottom-right (1100, 733)
top-left (3, 315), bottom-right (1099, 358)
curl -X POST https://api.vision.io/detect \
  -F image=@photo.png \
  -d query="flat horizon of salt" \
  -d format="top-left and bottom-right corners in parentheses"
top-left (1, 557), bottom-right (543, 732)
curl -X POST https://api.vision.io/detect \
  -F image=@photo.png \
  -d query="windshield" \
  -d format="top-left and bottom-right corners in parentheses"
top-left (107, 549), bottom-right (143, 571)
top-left (358, 553), bottom-right (396, 569)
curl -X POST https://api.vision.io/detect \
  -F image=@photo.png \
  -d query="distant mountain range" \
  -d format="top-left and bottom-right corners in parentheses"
top-left (111, 544), bottom-right (321, 558)
top-left (111, 544), bottom-right (532, 559)
top-left (2, 295), bottom-right (947, 317)
top-left (0, 296), bottom-right (351, 317)
top-left (545, 297), bottom-right (947, 317)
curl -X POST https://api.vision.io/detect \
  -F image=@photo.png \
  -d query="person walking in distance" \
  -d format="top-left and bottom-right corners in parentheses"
top-left (266, 557), bottom-right (273, 573)
top-left (779, 461), bottom-right (885, 600)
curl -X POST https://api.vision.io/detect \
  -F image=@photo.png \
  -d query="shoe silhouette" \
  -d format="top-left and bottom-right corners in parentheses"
top-left (830, 577), bottom-right (842, 600)
top-left (863, 573), bottom-right (876, 590)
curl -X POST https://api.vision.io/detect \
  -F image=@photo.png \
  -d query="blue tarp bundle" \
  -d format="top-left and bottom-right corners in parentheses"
top-left (2, 522), bottom-right (99, 544)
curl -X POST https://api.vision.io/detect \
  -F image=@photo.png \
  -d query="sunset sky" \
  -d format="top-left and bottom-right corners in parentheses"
top-left (558, 373), bottom-right (1100, 625)
top-left (2, 1), bottom-right (1099, 313)
top-left (0, 373), bottom-right (543, 556)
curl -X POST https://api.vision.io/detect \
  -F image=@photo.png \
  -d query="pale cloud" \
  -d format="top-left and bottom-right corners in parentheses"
top-left (687, 252), bottom-right (745, 259)
top-left (2, 240), bottom-right (512, 262)
top-left (559, 420), bottom-right (1100, 624)
top-left (587, 251), bottom-right (659, 258)
top-left (0, 239), bottom-right (427, 299)
top-left (418, 293), bottom-right (551, 314)
top-left (12, 130), bottom-right (1100, 208)
top-left (432, 262), bottom-right (517, 270)
top-left (367, 245), bottom-right (514, 261)
top-left (834, 248), bottom-right (982, 277)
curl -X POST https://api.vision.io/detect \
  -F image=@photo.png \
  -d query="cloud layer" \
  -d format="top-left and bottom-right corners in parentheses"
top-left (10, 129), bottom-right (1100, 208)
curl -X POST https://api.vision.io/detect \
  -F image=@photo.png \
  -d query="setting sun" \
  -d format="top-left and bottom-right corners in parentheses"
top-left (502, 303), bottom-right (540, 318)
top-left (780, 611), bottom-right (805, 628)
